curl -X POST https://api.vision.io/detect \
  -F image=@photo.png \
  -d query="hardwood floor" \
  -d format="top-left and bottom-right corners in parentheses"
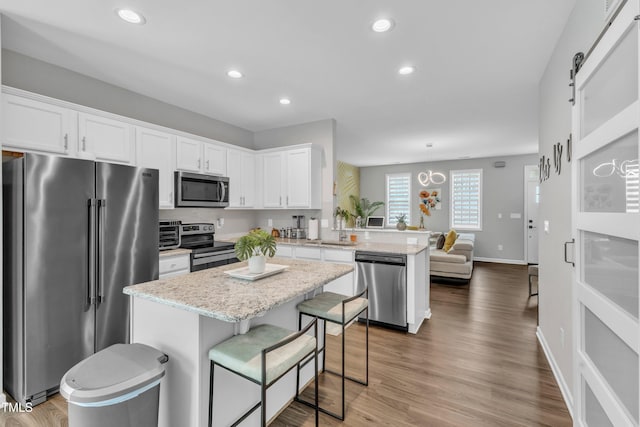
top-left (1, 262), bottom-right (570, 426)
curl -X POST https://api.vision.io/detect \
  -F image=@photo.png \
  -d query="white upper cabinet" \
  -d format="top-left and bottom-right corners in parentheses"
top-left (2, 94), bottom-right (73, 155)
top-left (176, 136), bottom-right (227, 176)
top-left (136, 127), bottom-right (176, 209)
top-left (286, 147), bottom-right (321, 209)
top-left (227, 148), bottom-right (255, 208)
top-left (262, 152), bottom-right (285, 208)
top-left (78, 112), bottom-right (134, 164)
top-left (203, 143), bottom-right (227, 176)
top-left (258, 145), bottom-right (322, 209)
top-left (176, 136), bottom-right (202, 173)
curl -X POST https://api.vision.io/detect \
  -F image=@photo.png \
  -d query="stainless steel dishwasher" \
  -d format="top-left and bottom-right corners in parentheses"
top-left (355, 251), bottom-right (407, 330)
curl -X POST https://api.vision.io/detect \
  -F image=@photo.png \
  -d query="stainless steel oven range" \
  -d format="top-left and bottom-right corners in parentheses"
top-left (179, 223), bottom-right (238, 271)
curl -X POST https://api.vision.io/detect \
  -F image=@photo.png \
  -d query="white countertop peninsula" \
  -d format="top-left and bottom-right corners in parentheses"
top-left (124, 258), bottom-right (354, 427)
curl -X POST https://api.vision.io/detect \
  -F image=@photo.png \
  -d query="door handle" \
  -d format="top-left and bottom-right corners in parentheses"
top-left (219, 181), bottom-right (226, 203)
top-left (82, 136), bottom-right (86, 151)
top-left (198, 158), bottom-right (201, 169)
top-left (206, 160), bottom-right (210, 170)
top-left (564, 238), bottom-right (575, 267)
top-left (96, 199), bottom-right (106, 303)
top-left (64, 134), bottom-right (69, 151)
top-left (88, 199), bottom-right (97, 306)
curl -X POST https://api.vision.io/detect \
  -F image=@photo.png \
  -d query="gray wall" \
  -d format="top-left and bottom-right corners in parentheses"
top-left (1, 49), bottom-right (254, 148)
top-left (538, 0), bottom-right (604, 408)
top-left (254, 119), bottom-right (336, 238)
top-left (360, 154), bottom-right (538, 261)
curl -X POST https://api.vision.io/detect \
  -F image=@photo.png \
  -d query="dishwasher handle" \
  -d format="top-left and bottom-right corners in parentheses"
top-left (355, 252), bottom-right (406, 266)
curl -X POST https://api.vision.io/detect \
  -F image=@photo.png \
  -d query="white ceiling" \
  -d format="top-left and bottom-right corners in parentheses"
top-left (0, 0), bottom-right (576, 166)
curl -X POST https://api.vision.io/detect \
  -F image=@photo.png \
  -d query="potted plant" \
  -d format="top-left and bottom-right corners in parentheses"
top-left (334, 206), bottom-right (351, 230)
top-left (234, 229), bottom-right (277, 274)
top-left (349, 196), bottom-right (384, 227)
top-left (395, 214), bottom-right (407, 231)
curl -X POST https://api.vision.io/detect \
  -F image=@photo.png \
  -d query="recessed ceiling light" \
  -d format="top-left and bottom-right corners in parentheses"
top-left (372, 18), bottom-right (394, 33)
top-left (279, 98), bottom-right (291, 105)
top-left (116, 9), bottom-right (146, 25)
top-left (227, 70), bottom-right (243, 79)
top-left (398, 66), bottom-right (415, 75)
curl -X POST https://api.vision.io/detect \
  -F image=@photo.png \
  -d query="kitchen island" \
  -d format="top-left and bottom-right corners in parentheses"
top-left (124, 258), bottom-right (353, 427)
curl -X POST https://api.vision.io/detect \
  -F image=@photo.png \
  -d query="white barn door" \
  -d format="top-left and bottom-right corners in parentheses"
top-left (572, 1), bottom-right (640, 425)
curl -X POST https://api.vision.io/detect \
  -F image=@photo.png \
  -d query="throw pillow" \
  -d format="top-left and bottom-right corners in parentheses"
top-left (443, 229), bottom-right (458, 252)
top-left (436, 234), bottom-right (445, 249)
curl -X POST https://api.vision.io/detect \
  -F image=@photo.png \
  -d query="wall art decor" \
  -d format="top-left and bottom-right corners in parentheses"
top-left (419, 188), bottom-right (441, 217)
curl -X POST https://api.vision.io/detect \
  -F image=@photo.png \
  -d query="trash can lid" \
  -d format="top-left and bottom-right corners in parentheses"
top-left (60, 343), bottom-right (168, 406)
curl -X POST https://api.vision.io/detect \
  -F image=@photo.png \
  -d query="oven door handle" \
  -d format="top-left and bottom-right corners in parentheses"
top-left (192, 250), bottom-right (236, 259)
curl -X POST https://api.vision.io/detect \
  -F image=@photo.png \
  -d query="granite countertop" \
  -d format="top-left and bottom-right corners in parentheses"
top-left (273, 238), bottom-right (428, 255)
top-left (159, 248), bottom-right (192, 257)
top-left (124, 257), bottom-right (353, 322)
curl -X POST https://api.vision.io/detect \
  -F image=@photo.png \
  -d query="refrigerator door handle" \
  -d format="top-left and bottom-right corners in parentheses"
top-left (88, 199), bottom-right (97, 306)
top-left (97, 199), bottom-right (106, 304)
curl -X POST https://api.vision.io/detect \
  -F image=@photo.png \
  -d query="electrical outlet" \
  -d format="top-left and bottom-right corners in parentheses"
top-left (498, 213), bottom-right (502, 219)
top-left (498, 244), bottom-right (503, 251)
top-left (321, 219), bottom-right (329, 228)
top-left (544, 220), bottom-right (550, 234)
top-left (267, 219), bottom-right (273, 227)
top-left (560, 328), bottom-right (565, 348)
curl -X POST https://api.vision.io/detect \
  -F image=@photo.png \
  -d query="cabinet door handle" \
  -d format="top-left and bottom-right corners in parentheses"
top-left (169, 191), bottom-right (173, 202)
top-left (64, 133), bottom-right (68, 151)
top-left (198, 158), bottom-right (201, 169)
top-left (206, 160), bottom-right (210, 170)
top-left (279, 196), bottom-right (282, 205)
top-left (82, 136), bottom-right (86, 151)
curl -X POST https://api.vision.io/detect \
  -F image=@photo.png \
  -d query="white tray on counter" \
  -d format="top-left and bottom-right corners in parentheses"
top-left (224, 264), bottom-right (288, 281)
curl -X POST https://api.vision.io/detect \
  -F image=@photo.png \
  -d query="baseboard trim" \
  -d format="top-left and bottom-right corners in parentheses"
top-left (536, 327), bottom-right (574, 420)
top-left (474, 257), bottom-right (527, 265)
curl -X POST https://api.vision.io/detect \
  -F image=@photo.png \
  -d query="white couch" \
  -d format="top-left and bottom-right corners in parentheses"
top-left (430, 233), bottom-right (475, 280)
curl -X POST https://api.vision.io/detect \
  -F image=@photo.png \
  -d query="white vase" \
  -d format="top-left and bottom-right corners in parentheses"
top-left (248, 255), bottom-right (266, 274)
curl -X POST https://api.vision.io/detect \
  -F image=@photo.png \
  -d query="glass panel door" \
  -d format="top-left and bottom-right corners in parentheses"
top-left (572, 1), bottom-right (640, 425)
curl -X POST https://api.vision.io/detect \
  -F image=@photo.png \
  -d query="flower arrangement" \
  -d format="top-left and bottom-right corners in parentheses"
top-left (419, 189), bottom-right (440, 217)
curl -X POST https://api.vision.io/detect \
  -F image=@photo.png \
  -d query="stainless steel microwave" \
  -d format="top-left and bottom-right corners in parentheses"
top-left (175, 171), bottom-right (229, 207)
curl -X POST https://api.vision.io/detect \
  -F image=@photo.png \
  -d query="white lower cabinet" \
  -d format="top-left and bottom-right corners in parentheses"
top-left (136, 127), bottom-right (176, 209)
top-left (276, 245), bottom-right (354, 296)
top-left (159, 253), bottom-right (190, 279)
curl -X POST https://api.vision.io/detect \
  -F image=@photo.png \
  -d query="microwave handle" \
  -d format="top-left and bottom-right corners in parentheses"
top-left (219, 181), bottom-right (226, 202)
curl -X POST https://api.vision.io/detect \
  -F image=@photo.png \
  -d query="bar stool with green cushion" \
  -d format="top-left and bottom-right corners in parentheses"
top-left (208, 319), bottom-right (318, 427)
top-left (295, 288), bottom-right (368, 420)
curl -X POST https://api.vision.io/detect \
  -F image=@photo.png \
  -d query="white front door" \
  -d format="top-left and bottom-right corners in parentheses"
top-left (572, 1), bottom-right (640, 425)
top-left (525, 165), bottom-right (539, 264)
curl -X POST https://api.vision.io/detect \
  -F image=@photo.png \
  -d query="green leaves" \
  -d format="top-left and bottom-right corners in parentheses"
top-left (234, 229), bottom-right (277, 261)
top-left (349, 195), bottom-right (384, 219)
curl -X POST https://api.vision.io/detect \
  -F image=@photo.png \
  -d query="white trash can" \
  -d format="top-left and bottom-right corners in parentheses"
top-left (60, 343), bottom-right (168, 427)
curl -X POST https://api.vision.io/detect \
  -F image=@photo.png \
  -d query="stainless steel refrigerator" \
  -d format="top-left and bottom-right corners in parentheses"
top-left (3, 153), bottom-right (159, 406)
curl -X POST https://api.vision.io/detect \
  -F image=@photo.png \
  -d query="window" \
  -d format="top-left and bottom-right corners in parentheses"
top-left (386, 173), bottom-right (411, 226)
top-left (450, 169), bottom-right (482, 230)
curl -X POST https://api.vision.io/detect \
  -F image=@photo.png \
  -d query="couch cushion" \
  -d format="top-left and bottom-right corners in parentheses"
top-left (430, 249), bottom-right (467, 264)
top-left (436, 234), bottom-right (445, 249)
top-left (443, 229), bottom-right (457, 252)
top-left (430, 261), bottom-right (473, 276)
top-left (452, 239), bottom-right (474, 251)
